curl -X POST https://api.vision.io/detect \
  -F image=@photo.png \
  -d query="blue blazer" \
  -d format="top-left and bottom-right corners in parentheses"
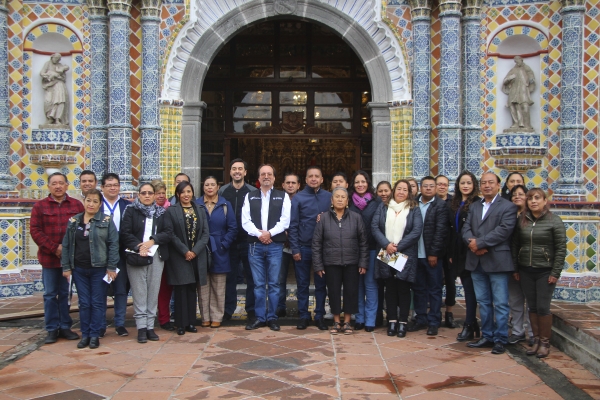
top-left (196, 196), bottom-right (237, 273)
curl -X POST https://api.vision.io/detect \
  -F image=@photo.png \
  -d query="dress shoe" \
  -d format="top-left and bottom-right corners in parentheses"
top-left (77, 337), bottom-right (90, 348)
top-left (267, 320), bottom-right (280, 331)
top-left (99, 328), bottom-right (106, 338)
top-left (354, 322), bottom-right (365, 331)
top-left (146, 329), bottom-right (159, 341)
top-left (444, 312), bottom-right (457, 328)
top-left (116, 326), bottom-right (129, 336)
top-left (365, 326), bottom-right (375, 332)
top-left (44, 330), bottom-right (59, 344)
top-left (491, 343), bottom-right (506, 354)
top-left (427, 325), bottom-right (438, 336)
top-left (177, 328), bottom-right (185, 335)
top-left (315, 318), bottom-right (328, 331)
top-left (59, 328), bottom-right (80, 340)
top-left (160, 322), bottom-right (175, 331)
top-left (407, 322), bottom-right (428, 332)
top-left (185, 325), bottom-right (197, 333)
top-left (138, 328), bottom-right (148, 343)
top-left (201, 321), bottom-right (211, 327)
top-left (276, 308), bottom-right (287, 318)
top-left (210, 322), bottom-right (221, 328)
top-left (296, 318), bottom-right (310, 330)
top-left (467, 337), bottom-right (495, 348)
top-left (246, 320), bottom-right (267, 330)
top-left (387, 322), bottom-right (398, 336)
top-left (89, 337), bottom-right (100, 349)
top-left (397, 323), bottom-right (407, 338)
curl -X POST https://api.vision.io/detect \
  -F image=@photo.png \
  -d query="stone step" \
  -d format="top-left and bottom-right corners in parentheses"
top-left (551, 311), bottom-right (600, 378)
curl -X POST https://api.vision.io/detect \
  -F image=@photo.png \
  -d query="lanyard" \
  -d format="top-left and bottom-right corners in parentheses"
top-left (103, 199), bottom-right (118, 216)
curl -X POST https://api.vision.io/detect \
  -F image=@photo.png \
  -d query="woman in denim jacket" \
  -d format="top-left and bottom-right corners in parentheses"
top-left (61, 189), bottom-right (119, 349)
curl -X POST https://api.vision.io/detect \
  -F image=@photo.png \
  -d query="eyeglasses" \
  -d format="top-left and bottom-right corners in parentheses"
top-left (140, 191), bottom-right (154, 196)
top-left (436, 183), bottom-right (448, 187)
top-left (103, 184), bottom-right (120, 188)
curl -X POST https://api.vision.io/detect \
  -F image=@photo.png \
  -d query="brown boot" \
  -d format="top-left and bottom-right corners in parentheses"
top-left (536, 314), bottom-right (553, 358)
top-left (526, 312), bottom-right (539, 356)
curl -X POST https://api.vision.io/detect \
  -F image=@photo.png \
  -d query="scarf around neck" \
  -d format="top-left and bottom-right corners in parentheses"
top-left (385, 199), bottom-right (410, 245)
top-left (130, 197), bottom-right (166, 218)
top-left (352, 192), bottom-right (372, 211)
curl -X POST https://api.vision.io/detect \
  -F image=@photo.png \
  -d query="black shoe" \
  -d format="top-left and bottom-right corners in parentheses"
top-left (467, 337), bottom-right (495, 348)
top-left (387, 322), bottom-right (398, 336)
top-left (444, 312), bottom-right (457, 328)
top-left (99, 328), bottom-right (106, 338)
top-left (397, 323), bottom-right (408, 338)
top-left (267, 320), bottom-right (280, 331)
top-left (276, 308), bottom-right (287, 318)
top-left (45, 330), bottom-right (59, 344)
top-left (223, 312), bottom-right (232, 321)
top-left (89, 337), bottom-right (100, 349)
top-left (457, 324), bottom-right (474, 342)
top-left (296, 318), bottom-right (310, 330)
top-left (491, 343), bottom-right (506, 354)
top-left (507, 334), bottom-right (526, 344)
top-left (185, 325), bottom-right (197, 333)
top-left (177, 328), bottom-right (185, 335)
top-left (375, 313), bottom-right (384, 327)
top-left (315, 318), bottom-right (328, 331)
top-left (59, 328), bottom-right (80, 340)
top-left (354, 322), bottom-right (365, 331)
top-left (138, 328), bottom-right (148, 343)
top-left (246, 320), bottom-right (267, 330)
top-left (77, 337), bottom-right (90, 348)
top-left (407, 322), bottom-right (428, 332)
top-left (427, 326), bottom-right (438, 336)
top-left (365, 326), bottom-right (375, 332)
top-left (116, 326), bottom-right (129, 336)
top-left (146, 329), bottom-right (159, 341)
top-left (160, 322), bottom-right (175, 331)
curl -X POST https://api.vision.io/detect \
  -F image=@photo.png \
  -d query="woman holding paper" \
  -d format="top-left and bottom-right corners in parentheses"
top-left (372, 180), bottom-right (423, 338)
top-left (312, 187), bottom-right (369, 335)
top-left (121, 183), bottom-right (172, 343)
top-left (61, 189), bottom-right (119, 349)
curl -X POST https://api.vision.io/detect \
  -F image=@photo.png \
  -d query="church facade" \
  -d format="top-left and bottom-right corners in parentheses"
top-left (0, 0), bottom-right (598, 301)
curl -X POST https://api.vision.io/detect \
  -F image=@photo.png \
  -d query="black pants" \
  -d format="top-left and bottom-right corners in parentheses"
top-left (385, 277), bottom-right (411, 322)
top-left (173, 283), bottom-right (197, 327)
top-left (519, 268), bottom-right (555, 316)
top-left (443, 259), bottom-right (456, 307)
top-left (460, 269), bottom-right (477, 324)
top-left (324, 265), bottom-right (359, 315)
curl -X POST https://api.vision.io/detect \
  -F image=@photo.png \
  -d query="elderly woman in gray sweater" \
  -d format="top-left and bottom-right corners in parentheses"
top-left (312, 187), bottom-right (368, 335)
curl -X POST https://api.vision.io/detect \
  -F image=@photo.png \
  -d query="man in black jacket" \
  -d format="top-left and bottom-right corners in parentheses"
top-left (409, 176), bottom-right (449, 336)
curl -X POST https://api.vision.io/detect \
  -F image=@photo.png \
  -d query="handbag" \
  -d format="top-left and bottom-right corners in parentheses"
top-left (126, 252), bottom-right (153, 267)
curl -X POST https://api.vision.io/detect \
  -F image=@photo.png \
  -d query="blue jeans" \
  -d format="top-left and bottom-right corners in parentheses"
top-left (294, 246), bottom-right (327, 320)
top-left (278, 251), bottom-right (292, 311)
top-left (42, 267), bottom-right (73, 332)
top-left (356, 250), bottom-right (378, 326)
top-left (248, 242), bottom-right (283, 322)
top-left (413, 258), bottom-right (444, 327)
top-left (73, 267), bottom-right (108, 337)
top-left (472, 265), bottom-right (510, 344)
top-left (112, 259), bottom-right (128, 327)
top-left (225, 241), bottom-right (254, 316)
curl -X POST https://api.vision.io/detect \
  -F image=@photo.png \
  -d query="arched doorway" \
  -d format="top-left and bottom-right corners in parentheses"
top-left (200, 20), bottom-right (372, 187)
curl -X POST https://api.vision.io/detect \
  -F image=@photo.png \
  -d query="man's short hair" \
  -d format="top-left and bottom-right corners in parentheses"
top-left (230, 158), bottom-right (249, 171)
top-left (101, 173), bottom-right (120, 185)
top-left (174, 172), bottom-right (190, 182)
top-left (435, 174), bottom-right (449, 183)
top-left (47, 172), bottom-right (68, 184)
top-left (481, 171), bottom-right (501, 184)
top-left (258, 164), bottom-right (276, 177)
top-left (306, 166), bottom-right (323, 176)
top-left (284, 172), bottom-right (300, 183)
top-left (420, 175), bottom-right (436, 185)
top-left (79, 169), bottom-right (97, 181)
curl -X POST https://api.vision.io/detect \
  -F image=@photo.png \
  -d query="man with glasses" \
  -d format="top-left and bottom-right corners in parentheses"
top-left (100, 173), bottom-right (132, 337)
top-left (30, 172), bottom-right (84, 344)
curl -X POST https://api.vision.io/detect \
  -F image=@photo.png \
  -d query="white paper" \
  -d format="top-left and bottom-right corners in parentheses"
top-left (391, 253), bottom-right (408, 273)
top-left (377, 248), bottom-right (409, 273)
top-left (103, 267), bottom-right (120, 284)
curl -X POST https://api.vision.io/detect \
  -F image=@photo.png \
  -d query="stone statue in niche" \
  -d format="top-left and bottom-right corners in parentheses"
top-left (40, 53), bottom-right (70, 128)
top-left (502, 56), bottom-right (535, 132)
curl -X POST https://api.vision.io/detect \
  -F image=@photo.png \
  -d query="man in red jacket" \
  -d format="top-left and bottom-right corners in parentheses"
top-left (30, 172), bottom-right (84, 344)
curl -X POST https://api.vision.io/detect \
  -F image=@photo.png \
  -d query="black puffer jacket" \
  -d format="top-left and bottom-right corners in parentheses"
top-left (311, 208), bottom-right (369, 272)
top-left (417, 195), bottom-right (449, 257)
top-left (511, 211), bottom-right (567, 279)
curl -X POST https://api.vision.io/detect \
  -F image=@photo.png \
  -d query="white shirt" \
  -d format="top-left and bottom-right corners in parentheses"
top-left (241, 188), bottom-right (291, 239)
top-left (481, 194), bottom-right (499, 220)
top-left (103, 198), bottom-right (122, 231)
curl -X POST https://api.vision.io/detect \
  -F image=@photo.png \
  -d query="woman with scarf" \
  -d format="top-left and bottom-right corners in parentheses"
top-left (120, 183), bottom-right (172, 343)
top-left (349, 171), bottom-right (381, 332)
top-left (372, 179), bottom-right (423, 338)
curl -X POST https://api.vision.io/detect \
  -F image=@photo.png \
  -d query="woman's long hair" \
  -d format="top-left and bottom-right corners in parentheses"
top-left (175, 181), bottom-right (194, 201)
top-left (501, 172), bottom-right (525, 198)
top-left (450, 171), bottom-right (479, 214)
top-left (390, 179), bottom-right (418, 209)
top-left (520, 188), bottom-right (551, 227)
top-left (348, 170), bottom-right (375, 197)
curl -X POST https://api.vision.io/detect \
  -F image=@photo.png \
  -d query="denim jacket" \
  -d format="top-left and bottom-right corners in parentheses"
top-left (61, 211), bottom-right (120, 272)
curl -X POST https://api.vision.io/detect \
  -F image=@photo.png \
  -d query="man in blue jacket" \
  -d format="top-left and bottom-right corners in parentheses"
top-left (288, 166), bottom-right (332, 330)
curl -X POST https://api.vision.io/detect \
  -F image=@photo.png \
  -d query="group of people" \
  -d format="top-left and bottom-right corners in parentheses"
top-left (31, 164), bottom-right (566, 357)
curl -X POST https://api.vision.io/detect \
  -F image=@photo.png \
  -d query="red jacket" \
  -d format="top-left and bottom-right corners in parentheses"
top-left (30, 194), bottom-right (84, 268)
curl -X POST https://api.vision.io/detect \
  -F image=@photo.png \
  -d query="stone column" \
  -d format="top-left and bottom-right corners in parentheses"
top-left (181, 102), bottom-right (205, 191)
top-left (87, 0), bottom-right (109, 178)
top-left (437, 0), bottom-right (462, 184)
top-left (0, 0), bottom-right (15, 191)
top-left (554, 0), bottom-right (586, 201)
top-left (139, 0), bottom-right (162, 183)
top-left (409, 0), bottom-right (432, 180)
top-left (461, 0), bottom-right (483, 176)
top-left (368, 102), bottom-right (392, 185)
top-left (107, 0), bottom-right (135, 190)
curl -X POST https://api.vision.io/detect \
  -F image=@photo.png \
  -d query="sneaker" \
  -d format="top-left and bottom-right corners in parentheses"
top-left (507, 334), bottom-right (526, 344)
top-left (116, 326), bottom-right (129, 336)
